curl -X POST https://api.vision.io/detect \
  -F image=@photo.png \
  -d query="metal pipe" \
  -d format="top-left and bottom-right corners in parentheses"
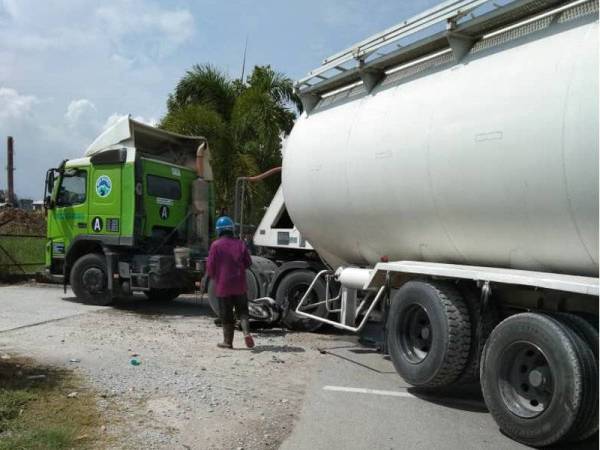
top-left (195, 141), bottom-right (207, 178)
top-left (239, 181), bottom-right (246, 238)
top-left (239, 166), bottom-right (281, 182)
top-left (7, 136), bottom-right (14, 205)
top-left (296, 285), bottom-right (386, 333)
top-left (234, 166), bottom-right (282, 238)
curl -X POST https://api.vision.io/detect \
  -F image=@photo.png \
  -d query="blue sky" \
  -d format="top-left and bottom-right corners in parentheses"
top-left (0, 0), bottom-right (438, 199)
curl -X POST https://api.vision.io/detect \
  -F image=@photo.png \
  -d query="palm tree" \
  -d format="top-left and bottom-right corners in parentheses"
top-left (160, 63), bottom-right (301, 225)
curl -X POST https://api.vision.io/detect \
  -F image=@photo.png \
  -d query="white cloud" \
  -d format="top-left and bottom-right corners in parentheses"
top-left (65, 98), bottom-right (97, 127)
top-left (0, 0), bottom-right (18, 20)
top-left (96, 2), bottom-right (194, 57)
top-left (0, 87), bottom-right (38, 120)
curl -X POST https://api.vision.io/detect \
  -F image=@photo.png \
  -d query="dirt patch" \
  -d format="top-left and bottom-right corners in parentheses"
top-left (0, 354), bottom-right (106, 449)
top-left (0, 208), bottom-right (46, 235)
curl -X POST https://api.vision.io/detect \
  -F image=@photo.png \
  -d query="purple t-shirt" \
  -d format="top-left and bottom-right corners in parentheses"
top-left (206, 236), bottom-right (252, 297)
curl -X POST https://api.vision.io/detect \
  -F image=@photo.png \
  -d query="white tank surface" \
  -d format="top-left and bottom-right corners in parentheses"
top-left (283, 4), bottom-right (599, 276)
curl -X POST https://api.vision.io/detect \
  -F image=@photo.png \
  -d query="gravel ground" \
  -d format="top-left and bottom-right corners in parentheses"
top-left (0, 287), bottom-right (340, 449)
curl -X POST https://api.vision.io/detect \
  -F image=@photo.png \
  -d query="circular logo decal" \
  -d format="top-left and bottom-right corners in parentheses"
top-left (96, 175), bottom-right (112, 198)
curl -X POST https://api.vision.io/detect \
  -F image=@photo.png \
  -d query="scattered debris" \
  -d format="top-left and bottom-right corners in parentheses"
top-left (26, 374), bottom-right (46, 380)
top-left (67, 391), bottom-right (79, 398)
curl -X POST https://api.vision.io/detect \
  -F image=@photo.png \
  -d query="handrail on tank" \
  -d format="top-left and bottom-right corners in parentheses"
top-left (295, 0), bottom-right (576, 103)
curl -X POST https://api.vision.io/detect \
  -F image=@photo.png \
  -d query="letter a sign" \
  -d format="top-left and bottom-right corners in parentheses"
top-left (92, 217), bottom-right (103, 232)
top-left (159, 206), bottom-right (169, 220)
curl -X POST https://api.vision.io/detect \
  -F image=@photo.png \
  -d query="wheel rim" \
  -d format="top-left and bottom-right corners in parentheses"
top-left (399, 305), bottom-right (432, 363)
top-left (285, 282), bottom-right (322, 328)
top-left (288, 283), bottom-right (309, 309)
top-left (81, 267), bottom-right (106, 295)
top-left (498, 341), bottom-right (554, 419)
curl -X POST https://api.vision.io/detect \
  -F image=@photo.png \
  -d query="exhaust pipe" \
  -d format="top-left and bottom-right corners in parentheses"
top-left (196, 141), bottom-right (207, 178)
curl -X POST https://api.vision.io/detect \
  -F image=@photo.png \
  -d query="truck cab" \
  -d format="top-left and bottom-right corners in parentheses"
top-left (44, 116), bottom-right (212, 304)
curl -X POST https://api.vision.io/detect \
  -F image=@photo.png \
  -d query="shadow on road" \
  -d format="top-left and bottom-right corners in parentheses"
top-left (408, 385), bottom-right (488, 413)
top-left (61, 294), bottom-right (214, 318)
top-left (60, 294), bottom-right (285, 332)
top-left (250, 344), bottom-right (306, 354)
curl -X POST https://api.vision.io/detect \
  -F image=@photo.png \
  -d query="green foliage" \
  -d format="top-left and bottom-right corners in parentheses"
top-left (160, 63), bottom-right (301, 225)
top-left (167, 64), bottom-right (236, 120)
top-left (0, 389), bottom-right (35, 431)
top-left (0, 425), bottom-right (76, 450)
top-left (0, 359), bottom-right (101, 449)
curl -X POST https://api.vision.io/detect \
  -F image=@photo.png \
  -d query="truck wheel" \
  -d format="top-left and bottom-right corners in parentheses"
top-left (207, 270), bottom-right (259, 317)
top-left (549, 313), bottom-right (598, 441)
top-left (275, 270), bottom-right (328, 332)
top-left (144, 289), bottom-right (180, 302)
top-left (70, 253), bottom-right (113, 306)
top-left (480, 313), bottom-right (591, 447)
top-left (386, 280), bottom-right (470, 387)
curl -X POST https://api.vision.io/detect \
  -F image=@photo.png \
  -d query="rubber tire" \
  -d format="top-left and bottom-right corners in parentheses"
top-left (550, 313), bottom-right (598, 441)
top-left (144, 289), bottom-right (180, 302)
top-left (456, 286), bottom-right (499, 383)
top-left (207, 270), bottom-right (258, 317)
top-left (386, 280), bottom-right (471, 388)
top-left (480, 313), bottom-right (586, 447)
top-left (70, 253), bottom-right (113, 306)
top-left (275, 270), bottom-right (328, 332)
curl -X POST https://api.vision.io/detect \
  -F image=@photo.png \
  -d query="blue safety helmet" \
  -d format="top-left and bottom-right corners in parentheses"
top-left (215, 216), bottom-right (235, 235)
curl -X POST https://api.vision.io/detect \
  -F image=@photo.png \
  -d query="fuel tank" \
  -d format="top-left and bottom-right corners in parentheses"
top-left (282, 8), bottom-right (599, 276)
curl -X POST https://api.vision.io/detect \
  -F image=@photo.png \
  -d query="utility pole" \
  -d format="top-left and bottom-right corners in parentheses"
top-left (6, 136), bottom-right (15, 206)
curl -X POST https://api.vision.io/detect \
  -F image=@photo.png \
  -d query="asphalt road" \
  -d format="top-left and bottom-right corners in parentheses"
top-left (280, 339), bottom-right (528, 450)
top-left (1, 284), bottom-right (597, 449)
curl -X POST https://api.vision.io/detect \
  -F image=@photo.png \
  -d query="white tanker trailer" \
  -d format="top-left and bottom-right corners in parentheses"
top-left (283, 0), bottom-right (599, 446)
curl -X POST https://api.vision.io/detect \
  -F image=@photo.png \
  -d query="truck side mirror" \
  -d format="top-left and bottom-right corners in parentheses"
top-left (44, 195), bottom-right (54, 210)
top-left (44, 168), bottom-right (58, 210)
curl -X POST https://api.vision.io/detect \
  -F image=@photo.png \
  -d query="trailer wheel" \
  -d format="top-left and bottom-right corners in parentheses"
top-left (70, 253), bottom-right (113, 306)
top-left (144, 289), bottom-right (180, 302)
top-left (480, 313), bottom-right (590, 447)
top-left (275, 270), bottom-right (327, 332)
top-left (386, 281), bottom-right (470, 387)
top-left (549, 313), bottom-right (598, 441)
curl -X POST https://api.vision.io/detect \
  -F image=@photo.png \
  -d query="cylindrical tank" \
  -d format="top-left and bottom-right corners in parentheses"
top-left (283, 9), bottom-right (599, 276)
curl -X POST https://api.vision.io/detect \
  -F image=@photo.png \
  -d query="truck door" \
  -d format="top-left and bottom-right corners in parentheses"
top-left (50, 168), bottom-right (89, 255)
top-left (88, 163), bottom-right (122, 240)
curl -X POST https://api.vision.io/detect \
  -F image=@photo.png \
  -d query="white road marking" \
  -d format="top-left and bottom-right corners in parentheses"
top-left (323, 385), bottom-right (416, 398)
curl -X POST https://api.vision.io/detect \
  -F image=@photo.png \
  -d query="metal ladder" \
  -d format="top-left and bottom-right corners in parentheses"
top-left (294, 270), bottom-right (386, 332)
top-left (295, 0), bottom-right (575, 111)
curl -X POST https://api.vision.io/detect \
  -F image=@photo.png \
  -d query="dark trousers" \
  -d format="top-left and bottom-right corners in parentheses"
top-left (218, 294), bottom-right (249, 325)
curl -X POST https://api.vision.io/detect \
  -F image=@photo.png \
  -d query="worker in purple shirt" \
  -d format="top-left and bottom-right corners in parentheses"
top-left (206, 216), bottom-right (255, 349)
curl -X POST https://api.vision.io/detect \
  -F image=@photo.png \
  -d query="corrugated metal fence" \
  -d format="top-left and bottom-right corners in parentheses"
top-left (0, 233), bottom-right (45, 276)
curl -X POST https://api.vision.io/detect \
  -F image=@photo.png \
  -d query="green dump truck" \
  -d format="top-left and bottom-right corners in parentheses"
top-left (44, 117), bottom-right (215, 305)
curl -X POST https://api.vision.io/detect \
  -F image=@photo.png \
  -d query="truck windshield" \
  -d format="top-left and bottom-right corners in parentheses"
top-left (56, 169), bottom-right (87, 206)
top-left (147, 175), bottom-right (181, 200)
